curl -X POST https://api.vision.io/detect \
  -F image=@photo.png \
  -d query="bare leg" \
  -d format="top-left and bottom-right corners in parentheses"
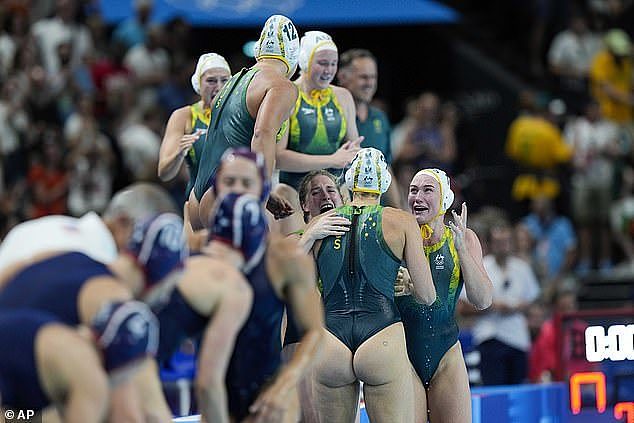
top-left (313, 330), bottom-right (359, 423)
top-left (411, 369), bottom-right (428, 423)
top-left (282, 343), bottom-right (319, 423)
top-left (187, 190), bottom-right (204, 231)
top-left (134, 359), bottom-right (173, 423)
top-left (427, 342), bottom-right (471, 423)
top-left (198, 188), bottom-right (217, 230)
top-left (354, 323), bottom-right (414, 423)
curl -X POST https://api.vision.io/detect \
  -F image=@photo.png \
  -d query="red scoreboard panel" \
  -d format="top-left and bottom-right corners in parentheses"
top-left (557, 309), bottom-right (634, 420)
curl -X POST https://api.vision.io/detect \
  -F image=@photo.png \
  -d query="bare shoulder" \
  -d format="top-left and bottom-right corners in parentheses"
top-left (170, 105), bottom-right (192, 123)
top-left (331, 85), bottom-right (354, 103)
top-left (383, 207), bottom-right (416, 224)
top-left (268, 235), bottom-right (302, 261)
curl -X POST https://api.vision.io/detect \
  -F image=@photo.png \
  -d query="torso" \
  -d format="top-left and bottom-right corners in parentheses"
top-left (279, 86), bottom-right (347, 189)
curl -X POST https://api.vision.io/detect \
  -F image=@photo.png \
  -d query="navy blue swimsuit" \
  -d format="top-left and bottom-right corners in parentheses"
top-left (0, 252), bottom-right (113, 324)
top-left (226, 258), bottom-right (285, 420)
top-left (0, 310), bottom-right (59, 411)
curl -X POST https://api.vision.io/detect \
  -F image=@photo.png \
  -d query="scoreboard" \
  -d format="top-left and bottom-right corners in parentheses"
top-left (558, 309), bottom-right (634, 420)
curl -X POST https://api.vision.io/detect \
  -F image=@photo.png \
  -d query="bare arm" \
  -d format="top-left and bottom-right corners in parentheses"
top-left (402, 212), bottom-right (436, 304)
top-left (333, 86), bottom-right (360, 141)
top-left (298, 211), bottom-right (350, 254)
top-left (448, 203), bottom-right (492, 310)
top-left (195, 270), bottom-right (253, 423)
top-left (158, 107), bottom-right (200, 181)
top-left (252, 82), bottom-right (298, 179)
top-left (250, 239), bottom-right (324, 422)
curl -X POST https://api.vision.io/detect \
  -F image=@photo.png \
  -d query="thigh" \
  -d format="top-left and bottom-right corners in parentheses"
top-left (354, 323), bottom-right (414, 423)
top-left (198, 188), bottom-right (217, 230)
top-left (427, 342), bottom-right (471, 423)
top-left (313, 330), bottom-right (358, 423)
top-left (187, 189), bottom-right (205, 231)
top-left (412, 369), bottom-right (429, 423)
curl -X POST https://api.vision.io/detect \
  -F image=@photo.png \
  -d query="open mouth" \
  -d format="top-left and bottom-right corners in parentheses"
top-left (320, 203), bottom-right (335, 214)
top-left (413, 205), bottom-right (428, 214)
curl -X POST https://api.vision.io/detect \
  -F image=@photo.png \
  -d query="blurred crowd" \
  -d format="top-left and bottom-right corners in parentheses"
top-left (0, 0), bottom-right (632, 389)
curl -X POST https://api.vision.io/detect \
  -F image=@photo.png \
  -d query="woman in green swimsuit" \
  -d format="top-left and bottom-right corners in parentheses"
top-left (273, 31), bottom-right (363, 235)
top-left (396, 168), bottom-right (492, 423)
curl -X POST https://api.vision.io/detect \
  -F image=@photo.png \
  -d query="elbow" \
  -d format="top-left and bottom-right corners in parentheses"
top-left (415, 289), bottom-right (437, 306)
top-left (475, 294), bottom-right (493, 311)
top-left (157, 162), bottom-right (170, 181)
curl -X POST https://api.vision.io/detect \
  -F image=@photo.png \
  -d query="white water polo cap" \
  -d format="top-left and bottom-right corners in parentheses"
top-left (191, 53), bottom-right (231, 94)
top-left (298, 31), bottom-right (337, 73)
top-left (345, 147), bottom-right (391, 195)
top-left (416, 168), bottom-right (454, 213)
top-left (254, 15), bottom-right (300, 77)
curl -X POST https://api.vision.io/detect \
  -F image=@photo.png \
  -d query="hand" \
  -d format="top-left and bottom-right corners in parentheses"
top-left (448, 202), bottom-right (467, 253)
top-left (394, 266), bottom-right (413, 296)
top-left (330, 137), bottom-right (363, 168)
top-left (266, 192), bottom-right (295, 220)
top-left (248, 373), bottom-right (293, 423)
top-left (179, 129), bottom-right (204, 156)
top-left (304, 210), bottom-right (350, 241)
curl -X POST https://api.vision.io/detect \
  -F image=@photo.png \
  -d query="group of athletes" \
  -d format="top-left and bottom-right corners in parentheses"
top-left (0, 14), bottom-right (494, 423)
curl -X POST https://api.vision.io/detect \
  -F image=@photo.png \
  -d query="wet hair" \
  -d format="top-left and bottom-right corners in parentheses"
top-left (339, 49), bottom-right (376, 70)
top-left (298, 170), bottom-right (342, 222)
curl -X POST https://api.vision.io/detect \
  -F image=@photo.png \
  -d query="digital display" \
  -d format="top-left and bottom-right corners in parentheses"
top-left (558, 309), bottom-right (634, 417)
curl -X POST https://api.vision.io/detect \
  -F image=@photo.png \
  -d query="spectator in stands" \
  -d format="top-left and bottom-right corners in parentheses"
top-left (505, 94), bottom-right (572, 202)
top-left (112, 0), bottom-right (154, 50)
top-left (564, 99), bottom-right (620, 274)
top-left (522, 195), bottom-right (577, 286)
top-left (590, 29), bottom-right (633, 124)
top-left (547, 13), bottom-right (602, 113)
top-left (117, 107), bottom-right (163, 182)
top-left (31, 0), bottom-right (93, 77)
top-left (611, 165), bottom-right (634, 266)
top-left (123, 23), bottom-right (170, 110)
top-left (394, 92), bottom-right (457, 173)
top-left (529, 288), bottom-right (579, 383)
top-left (27, 129), bottom-right (69, 218)
top-left (462, 224), bottom-right (540, 385)
top-left (338, 48), bottom-right (402, 207)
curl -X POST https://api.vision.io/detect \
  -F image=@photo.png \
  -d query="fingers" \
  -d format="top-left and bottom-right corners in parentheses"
top-left (462, 202), bottom-right (468, 227)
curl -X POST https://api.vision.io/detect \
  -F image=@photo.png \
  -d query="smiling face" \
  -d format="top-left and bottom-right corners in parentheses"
top-left (308, 49), bottom-right (338, 90)
top-left (199, 67), bottom-right (230, 105)
top-left (344, 57), bottom-right (377, 104)
top-left (302, 174), bottom-right (344, 219)
top-left (408, 173), bottom-right (442, 225)
top-left (215, 157), bottom-right (262, 199)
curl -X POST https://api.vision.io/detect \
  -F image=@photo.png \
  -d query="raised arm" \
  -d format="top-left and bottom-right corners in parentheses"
top-left (402, 212), bottom-right (436, 305)
top-left (158, 107), bottom-right (201, 181)
top-left (448, 203), bottom-right (493, 310)
top-left (252, 81), bottom-right (298, 179)
top-left (250, 237), bottom-right (324, 422)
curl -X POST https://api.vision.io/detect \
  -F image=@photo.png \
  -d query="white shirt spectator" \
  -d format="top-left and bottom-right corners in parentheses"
top-left (0, 212), bottom-right (118, 270)
top-left (472, 255), bottom-right (540, 351)
top-left (31, 17), bottom-right (93, 75)
top-left (548, 29), bottom-right (602, 76)
top-left (0, 33), bottom-right (16, 78)
top-left (123, 43), bottom-right (169, 81)
top-left (118, 122), bottom-right (161, 180)
top-left (564, 115), bottom-right (618, 186)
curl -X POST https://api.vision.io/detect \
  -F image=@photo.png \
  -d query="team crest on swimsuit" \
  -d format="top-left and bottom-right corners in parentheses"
top-left (324, 108), bottom-right (335, 121)
top-left (434, 253), bottom-right (445, 270)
